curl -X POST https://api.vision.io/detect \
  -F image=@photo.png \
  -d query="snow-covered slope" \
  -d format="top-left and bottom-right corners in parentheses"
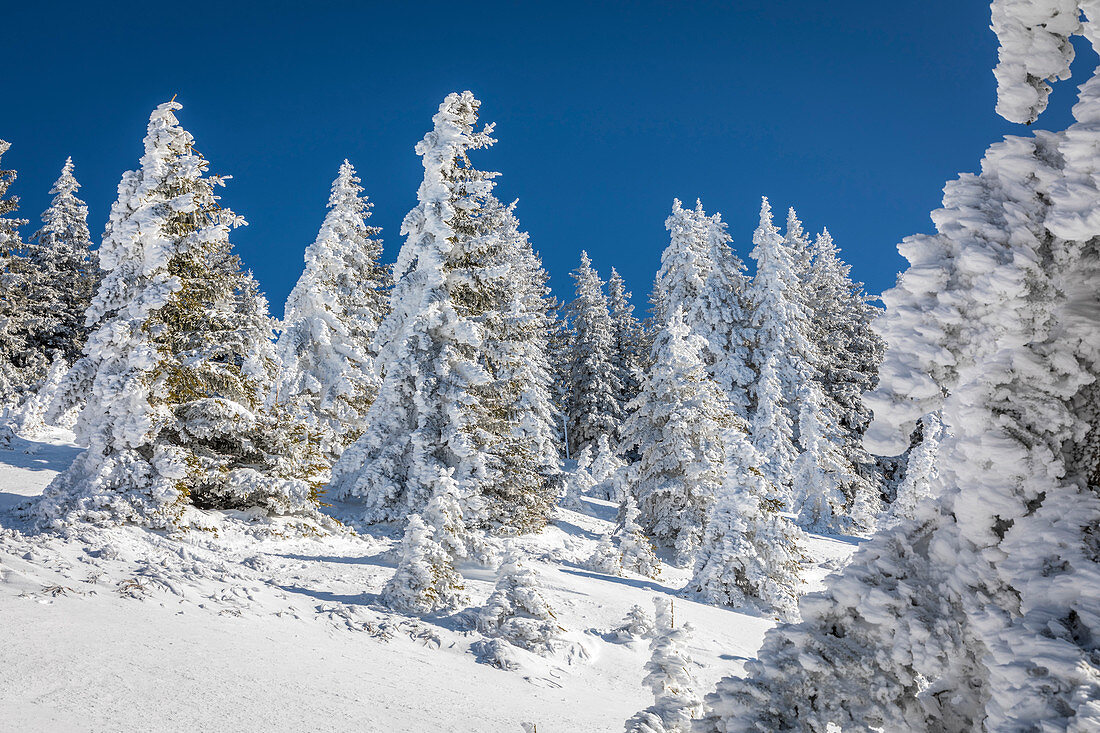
top-left (0, 430), bottom-right (856, 732)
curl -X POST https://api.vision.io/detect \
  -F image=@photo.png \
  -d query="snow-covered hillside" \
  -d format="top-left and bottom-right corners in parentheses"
top-left (0, 430), bottom-right (856, 733)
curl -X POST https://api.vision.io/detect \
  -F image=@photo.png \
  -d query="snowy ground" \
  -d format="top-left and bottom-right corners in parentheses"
top-left (0, 430), bottom-right (858, 732)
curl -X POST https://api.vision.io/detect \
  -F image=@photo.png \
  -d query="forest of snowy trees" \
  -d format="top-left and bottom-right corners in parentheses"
top-left (0, 1), bottom-right (1097, 730)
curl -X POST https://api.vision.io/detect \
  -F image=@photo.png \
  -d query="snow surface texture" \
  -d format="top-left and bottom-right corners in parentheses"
top-left (0, 428), bottom-right (855, 732)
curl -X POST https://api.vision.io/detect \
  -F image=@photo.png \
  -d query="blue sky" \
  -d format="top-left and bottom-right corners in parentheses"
top-left (3, 1), bottom-right (1091, 313)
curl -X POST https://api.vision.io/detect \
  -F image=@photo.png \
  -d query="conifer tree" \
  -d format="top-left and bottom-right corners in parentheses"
top-left (25, 158), bottom-right (100, 367)
top-left (652, 199), bottom-right (712, 329)
top-left (745, 198), bottom-right (817, 499)
top-left (34, 101), bottom-right (318, 528)
top-left (331, 92), bottom-right (557, 535)
top-left (382, 469), bottom-right (471, 614)
top-left (880, 412), bottom-right (942, 528)
top-left (749, 355), bottom-right (797, 505)
top-left (329, 92), bottom-right (499, 524)
top-left (791, 384), bottom-right (881, 535)
top-left (701, 7), bottom-right (1100, 728)
top-left (616, 493), bottom-right (662, 578)
top-left (806, 228), bottom-right (885, 498)
top-left (466, 197), bottom-right (561, 533)
top-left (564, 251), bottom-right (622, 455)
top-left (607, 267), bottom-right (645, 418)
top-left (783, 206), bottom-right (813, 290)
top-left (697, 211), bottom-right (753, 416)
top-left (477, 548), bottom-right (563, 653)
top-left (622, 307), bottom-right (726, 565)
top-left (625, 597), bottom-right (703, 733)
top-left (652, 199), bottom-right (752, 414)
top-left (382, 513), bottom-right (467, 615)
top-left (0, 140), bottom-right (30, 406)
top-left (686, 420), bottom-right (804, 621)
top-left (275, 160), bottom-right (390, 463)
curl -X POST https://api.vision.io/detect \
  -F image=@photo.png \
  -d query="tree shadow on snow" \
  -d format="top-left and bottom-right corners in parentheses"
top-left (275, 584), bottom-right (379, 606)
top-left (274, 551), bottom-right (395, 569)
top-left (558, 566), bottom-right (682, 596)
top-left (550, 517), bottom-right (601, 542)
top-left (0, 438), bottom-right (82, 473)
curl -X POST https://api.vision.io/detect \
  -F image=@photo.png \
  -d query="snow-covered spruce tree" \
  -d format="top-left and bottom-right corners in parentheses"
top-left (652, 199), bottom-right (752, 414)
top-left (792, 384), bottom-right (881, 535)
top-left (622, 307), bottom-right (726, 565)
top-left (891, 412), bottom-right (943, 520)
top-left (565, 253), bottom-right (621, 453)
top-left (275, 160), bottom-right (390, 464)
top-left (607, 267), bottom-right (646, 419)
top-left (748, 354), bottom-right (797, 506)
top-left (612, 603), bottom-right (656, 643)
top-left (700, 5), bottom-right (1100, 729)
top-left (328, 91), bottom-right (499, 525)
top-left (782, 207), bottom-right (813, 292)
top-left (625, 597), bottom-right (703, 733)
top-left (381, 513), bottom-right (467, 615)
top-left (11, 355), bottom-right (69, 436)
top-left (15, 158), bottom-right (102, 426)
top-left (34, 101), bottom-right (319, 529)
top-left (465, 196), bottom-right (561, 534)
top-left (477, 548), bottom-right (563, 653)
top-left (330, 97), bottom-right (560, 534)
top-left (617, 492), bottom-right (662, 578)
top-left (382, 468), bottom-right (471, 614)
top-left (564, 250), bottom-right (623, 455)
top-left (0, 140), bottom-right (30, 406)
top-left (651, 199), bottom-right (712, 330)
top-left (24, 158), bottom-right (100, 368)
top-left (586, 491), bottom-right (662, 578)
top-left (745, 198), bottom-right (817, 499)
top-left (697, 209), bottom-right (754, 417)
top-left (806, 228), bottom-right (884, 479)
top-left (685, 419), bottom-right (804, 621)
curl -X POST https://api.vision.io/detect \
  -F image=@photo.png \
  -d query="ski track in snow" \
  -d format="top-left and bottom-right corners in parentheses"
top-left (0, 429), bottom-right (858, 732)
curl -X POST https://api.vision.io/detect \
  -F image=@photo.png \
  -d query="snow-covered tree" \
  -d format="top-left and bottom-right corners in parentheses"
top-left (612, 603), bottom-right (656, 643)
top-left (381, 512), bottom-right (467, 615)
top-left (651, 199), bottom-right (752, 414)
top-left (805, 227), bottom-right (884, 497)
top-left (275, 160), bottom-right (390, 463)
top-left (34, 101), bottom-right (318, 529)
top-left (700, 6), bottom-right (1100, 728)
top-left (25, 158), bottom-right (100, 366)
top-left (328, 91), bottom-right (499, 524)
top-left (564, 251), bottom-right (622, 455)
top-left (625, 597), bottom-right (702, 733)
top-left (697, 212), bottom-right (753, 416)
top-left (617, 492), bottom-right (662, 578)
top-left (0, 140), bottom-right (30, 406)
top-left (746, 198), bottom-right (817, 420)
top-left (586, 492), bottom-right (661, 578)
top-left (792, 384), bottom-right (881, 535)
top-left (10, 355), bottom-right (69, 436)
top-left (879, 412), bottom-right (943, 529)
top-left (607, 267), bottom-right (645, 418)
top-left (749, 354), bottom-right (797, 504)
top-left (744, 198), bottom-right (817, 498)
top-left (477, 548), bottom-right (563, 653)
top-left (466, 197), bottom-right (561, 534)
top-left (651, 199), bottom-right (712, 329)
top-left (685, 420), bottom-right (804, 621)
top-left (331, 93), bottom-right (559, 534)
top-left (783, 207), bottom-right (813, 290)
top-left (622, 307), bottom-right (726, 565)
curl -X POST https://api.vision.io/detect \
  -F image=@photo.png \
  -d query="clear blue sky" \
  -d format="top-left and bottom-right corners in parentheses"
top-left (3, 1), bottom-right (1091, 314)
